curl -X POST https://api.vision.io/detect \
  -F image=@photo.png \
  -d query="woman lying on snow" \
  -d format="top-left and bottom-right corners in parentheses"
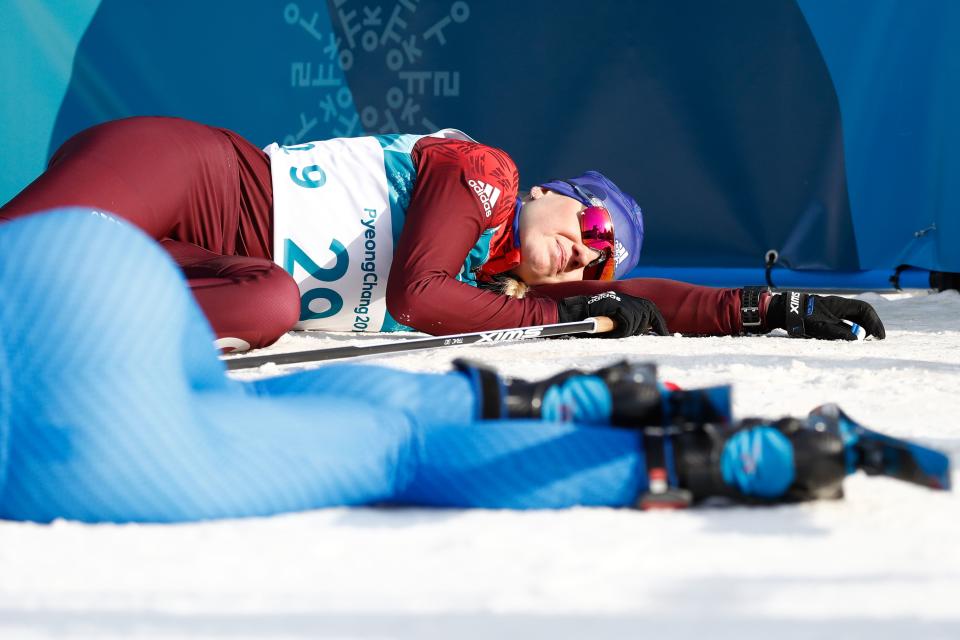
top-left (0, 117), bottom-right (885, 351)
top-left (0, 209), bottom-right (930, 525)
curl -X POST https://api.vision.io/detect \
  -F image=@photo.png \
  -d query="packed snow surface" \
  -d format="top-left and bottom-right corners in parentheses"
top-left (2, 291), bottom-right (959, 639)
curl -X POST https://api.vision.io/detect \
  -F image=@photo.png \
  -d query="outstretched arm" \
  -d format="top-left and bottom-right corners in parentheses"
top-left (528, 277), bottom-right (742, 335)
top-left (529, 280), bottom-right (886, 339)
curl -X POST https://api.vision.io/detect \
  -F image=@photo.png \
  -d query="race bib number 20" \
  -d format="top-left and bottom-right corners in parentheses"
top-left (266, 137), bottom-right (395, 332)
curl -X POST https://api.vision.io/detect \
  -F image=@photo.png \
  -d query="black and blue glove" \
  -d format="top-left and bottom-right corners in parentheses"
top-left (765, 291), bottom-right (886, 340)
top-left (557, 291), bottom-right (669, 338)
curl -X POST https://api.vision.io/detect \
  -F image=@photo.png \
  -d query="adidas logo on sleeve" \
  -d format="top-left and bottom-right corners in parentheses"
top-left (467, 179), bottom-right (501, 217)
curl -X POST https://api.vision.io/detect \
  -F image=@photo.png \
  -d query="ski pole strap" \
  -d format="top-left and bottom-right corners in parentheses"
top-left (740, 286), bottom-right (768, 334)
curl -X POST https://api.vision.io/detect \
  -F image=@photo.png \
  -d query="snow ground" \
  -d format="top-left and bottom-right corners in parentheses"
top-left (2, 290), bottom-right (959, 639)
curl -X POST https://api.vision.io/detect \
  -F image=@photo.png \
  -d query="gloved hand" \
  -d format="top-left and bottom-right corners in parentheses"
top-left (556, 291), bottom-right (669, 338)
top-left (765, 291), bottom-right (886, 340)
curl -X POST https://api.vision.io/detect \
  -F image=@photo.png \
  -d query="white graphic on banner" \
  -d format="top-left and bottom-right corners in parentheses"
top-left (281, 1), bottom-right (471, 145)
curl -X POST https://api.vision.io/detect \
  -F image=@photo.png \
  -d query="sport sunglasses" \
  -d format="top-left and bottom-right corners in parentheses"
top-left (562, 181), bottom-right (616, 281)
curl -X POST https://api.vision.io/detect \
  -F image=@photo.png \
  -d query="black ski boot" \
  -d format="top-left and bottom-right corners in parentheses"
top-left (454, 359), bottom-right (731, 428)
top-left (669, 416), bottom-right (847, 504)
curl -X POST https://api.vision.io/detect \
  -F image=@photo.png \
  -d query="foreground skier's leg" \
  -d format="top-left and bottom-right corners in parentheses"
top-left (247, 364), bottom-right (476, 428)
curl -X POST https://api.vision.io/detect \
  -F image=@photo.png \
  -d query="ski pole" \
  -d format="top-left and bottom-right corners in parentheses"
top-left (223, 316), bottom-right (615, 371)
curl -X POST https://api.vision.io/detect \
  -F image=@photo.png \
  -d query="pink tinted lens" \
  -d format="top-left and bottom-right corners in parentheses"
top-left (579, 206), bottom-right (616, 280)
top-left (579, 206), bottom-right (615, 244)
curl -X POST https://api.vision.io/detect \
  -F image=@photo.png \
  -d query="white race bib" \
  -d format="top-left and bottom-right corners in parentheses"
top-left (266, 130), bottom-right (475, 332)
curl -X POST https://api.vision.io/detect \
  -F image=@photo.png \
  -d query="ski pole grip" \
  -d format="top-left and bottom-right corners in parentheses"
top-left (591, 316), bottom-right (616, 333)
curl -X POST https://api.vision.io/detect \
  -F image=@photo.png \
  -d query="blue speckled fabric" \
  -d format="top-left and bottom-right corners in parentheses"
top-left (0, 209), bottom-right (647, 522)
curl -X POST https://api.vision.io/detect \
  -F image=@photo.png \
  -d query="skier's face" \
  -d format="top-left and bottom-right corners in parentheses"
top-left (513, 187), bottom-right (605, 284)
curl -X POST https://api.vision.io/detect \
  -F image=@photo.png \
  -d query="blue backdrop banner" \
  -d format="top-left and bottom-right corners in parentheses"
top-left (2, 1), bottom-right (957, 277)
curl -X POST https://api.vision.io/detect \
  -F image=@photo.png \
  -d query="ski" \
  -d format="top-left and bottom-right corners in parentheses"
top-left (223, 316), bottom-right (615, 371)
top-left (809, 404), bottom-right (952, 490)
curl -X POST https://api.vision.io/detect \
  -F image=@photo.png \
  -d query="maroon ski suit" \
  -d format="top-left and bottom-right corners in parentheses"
top-left (0, 117), bottom-right (747, 349)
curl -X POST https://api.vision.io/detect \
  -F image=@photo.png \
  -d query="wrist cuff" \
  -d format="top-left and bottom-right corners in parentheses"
top-left (740, 286), bottom-right (768, 334)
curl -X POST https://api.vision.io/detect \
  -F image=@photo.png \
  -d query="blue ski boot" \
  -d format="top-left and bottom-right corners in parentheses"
top-left (666, 406), bottom-right (951, 505)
